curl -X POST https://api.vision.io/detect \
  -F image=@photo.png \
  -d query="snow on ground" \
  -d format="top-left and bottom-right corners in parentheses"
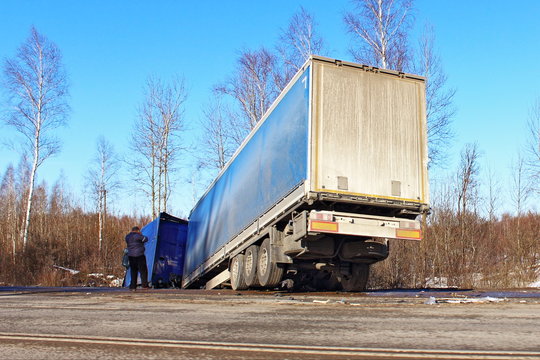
top-left (424, 296), bottom-right (506, 304)
top-left (52, 265), bottom-right (80, 275)
top-left (53, 265), bottom-right (123, 287)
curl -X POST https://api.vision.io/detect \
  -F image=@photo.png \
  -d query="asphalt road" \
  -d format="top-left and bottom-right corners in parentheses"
top-left (0, 287), bottom-right (539, 359)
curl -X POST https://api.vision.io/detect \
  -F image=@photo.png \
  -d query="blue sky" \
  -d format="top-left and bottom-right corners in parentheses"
top-left (1, 1), bottom-right (539, 216)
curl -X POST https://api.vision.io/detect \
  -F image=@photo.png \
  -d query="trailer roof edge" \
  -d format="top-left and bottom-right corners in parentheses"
top-left (308, 55), bottom-right (426, 82)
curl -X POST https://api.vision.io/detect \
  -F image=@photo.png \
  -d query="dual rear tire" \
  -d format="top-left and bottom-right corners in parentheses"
top-left (231, 249), bottom-right (370, 291)
top-left (230, 254), bottom-right (247, 290)
top-left (230, 238), bottom-right (283, 290)
top-left (244, 245), bottom-right (259, 287)
top-left (257, 239), bottom-right (283, 287)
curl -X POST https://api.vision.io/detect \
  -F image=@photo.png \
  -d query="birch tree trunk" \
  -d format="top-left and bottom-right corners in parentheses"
top-left (87, 137), bottom-right (120, 255)
top-left (22, 146), bottom-right (39, 250)
top-left (98, 188), bottom-right (103, 253)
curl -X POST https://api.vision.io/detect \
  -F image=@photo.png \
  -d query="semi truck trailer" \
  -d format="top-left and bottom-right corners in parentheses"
top-left (183, 55), bottom-right (429, 291)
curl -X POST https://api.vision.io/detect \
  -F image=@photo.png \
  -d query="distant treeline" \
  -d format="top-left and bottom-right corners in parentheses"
top-left (372, 211), bottom-right (540, 289)
top-left (0, 163), bottom-right (149, 286)
top-left (371, 144), bottom-right (540, 289)
top-left (1, 157), bottom-right (538, 288)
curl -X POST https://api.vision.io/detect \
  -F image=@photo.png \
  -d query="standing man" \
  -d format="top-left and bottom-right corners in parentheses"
top-left (125, 226), bottom-right (149, 290)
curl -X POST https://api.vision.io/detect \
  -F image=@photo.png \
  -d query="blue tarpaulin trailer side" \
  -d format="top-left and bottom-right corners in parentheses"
top-left (124, 212), bottom-right (188, 288)
top-left (183, 66), bottom-right (310, 284)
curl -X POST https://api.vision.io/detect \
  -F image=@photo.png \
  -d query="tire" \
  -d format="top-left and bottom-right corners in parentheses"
top-left (230, 254), bottom-right (248, 290)
top-left (340, 263), bottom-right (369, 292)
top-left (244, 245), bottom-right (260, 287)
top-left (257, 238), bottom-right (284, 288)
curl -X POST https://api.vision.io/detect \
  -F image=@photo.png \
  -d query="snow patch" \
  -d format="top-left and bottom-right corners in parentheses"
top-left (52, 265), bottom-right (80, 275)
top-left (109, 278), bottom-right (123, 287)
top-left (313, 299), bottom-right (331, 304)
top-left (425, 296), bottom-right (506, 304)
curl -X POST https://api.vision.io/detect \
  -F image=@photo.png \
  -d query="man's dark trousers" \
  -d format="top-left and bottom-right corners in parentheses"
top-left (128, 255), bottom-right (149, 289)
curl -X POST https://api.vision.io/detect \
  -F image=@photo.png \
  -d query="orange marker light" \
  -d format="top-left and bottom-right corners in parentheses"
top-left (310, 221), bottom-right (339, 233)
top-left (396, 229), bottom-right (422, 240)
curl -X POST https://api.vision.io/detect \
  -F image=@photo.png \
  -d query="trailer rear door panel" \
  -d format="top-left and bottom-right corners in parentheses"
top-left (310, 61), bottom-right (428, 204)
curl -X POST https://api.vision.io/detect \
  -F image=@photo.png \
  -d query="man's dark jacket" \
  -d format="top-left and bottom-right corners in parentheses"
top-left (125, 232), bottom-right (148, 257)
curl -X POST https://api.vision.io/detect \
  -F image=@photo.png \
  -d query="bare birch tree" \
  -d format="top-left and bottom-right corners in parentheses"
top-left (276, 6), bottom-right (325, 90)
top-left (527, 98), bottom-right (540, 193)
top-left (153, 76), bottom-right (187, 213)
top-left (212, 10), bottom-right (323, 150)
top-left (485, 165), bottom-right (500, 222)
top-left (415, 25), bottom-right (455, 166)
top-left (215, 48), bottom-right (279, 139)
top-left (130, 90), bottom-right (158, 216)
top-left (344, 0), bottom-right (413, 71)
top-left (2, 27), bottom-right (69, 250)
top-left (199, 97), bottom-right (235, 171)
top-left (130, 76), bottom-right (187, 217)
top-left (510, 153), bottom-right (531, 217)
top-left (456, 143), bottom-right (480, 218)
top-left (454, 143), bottom-right (481, 285)
top-left (510, 153), bottom-right (531, 266)
top-left (87, 137), bottom-right (120, 254)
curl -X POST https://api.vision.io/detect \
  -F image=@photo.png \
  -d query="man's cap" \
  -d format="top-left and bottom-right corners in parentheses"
top-left (132, 226), bottom-right (140, 231)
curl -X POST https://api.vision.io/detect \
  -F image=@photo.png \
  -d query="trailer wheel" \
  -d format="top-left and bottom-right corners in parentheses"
top-left (230, 254), bottom-right (248, 290)
top-left (340, 263), bottom-right (369, 292)
top-left (244, 245), bottom-right (259, 287)
top-left (257, 238), bottom-right (283, 288)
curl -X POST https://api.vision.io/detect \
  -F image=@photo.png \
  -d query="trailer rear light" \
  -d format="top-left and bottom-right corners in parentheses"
top-left (396, 229), bottom-right (422, 240)
top-left (310, 211), bottom-right (333, 222)
top-left (310, 221), bottom-right (339, 233)
top-left (399, 221), bottom-right (421, 229)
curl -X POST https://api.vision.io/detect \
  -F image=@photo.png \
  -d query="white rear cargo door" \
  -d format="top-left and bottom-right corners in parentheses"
top-left (310, 60), bottom-right (428, 204)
